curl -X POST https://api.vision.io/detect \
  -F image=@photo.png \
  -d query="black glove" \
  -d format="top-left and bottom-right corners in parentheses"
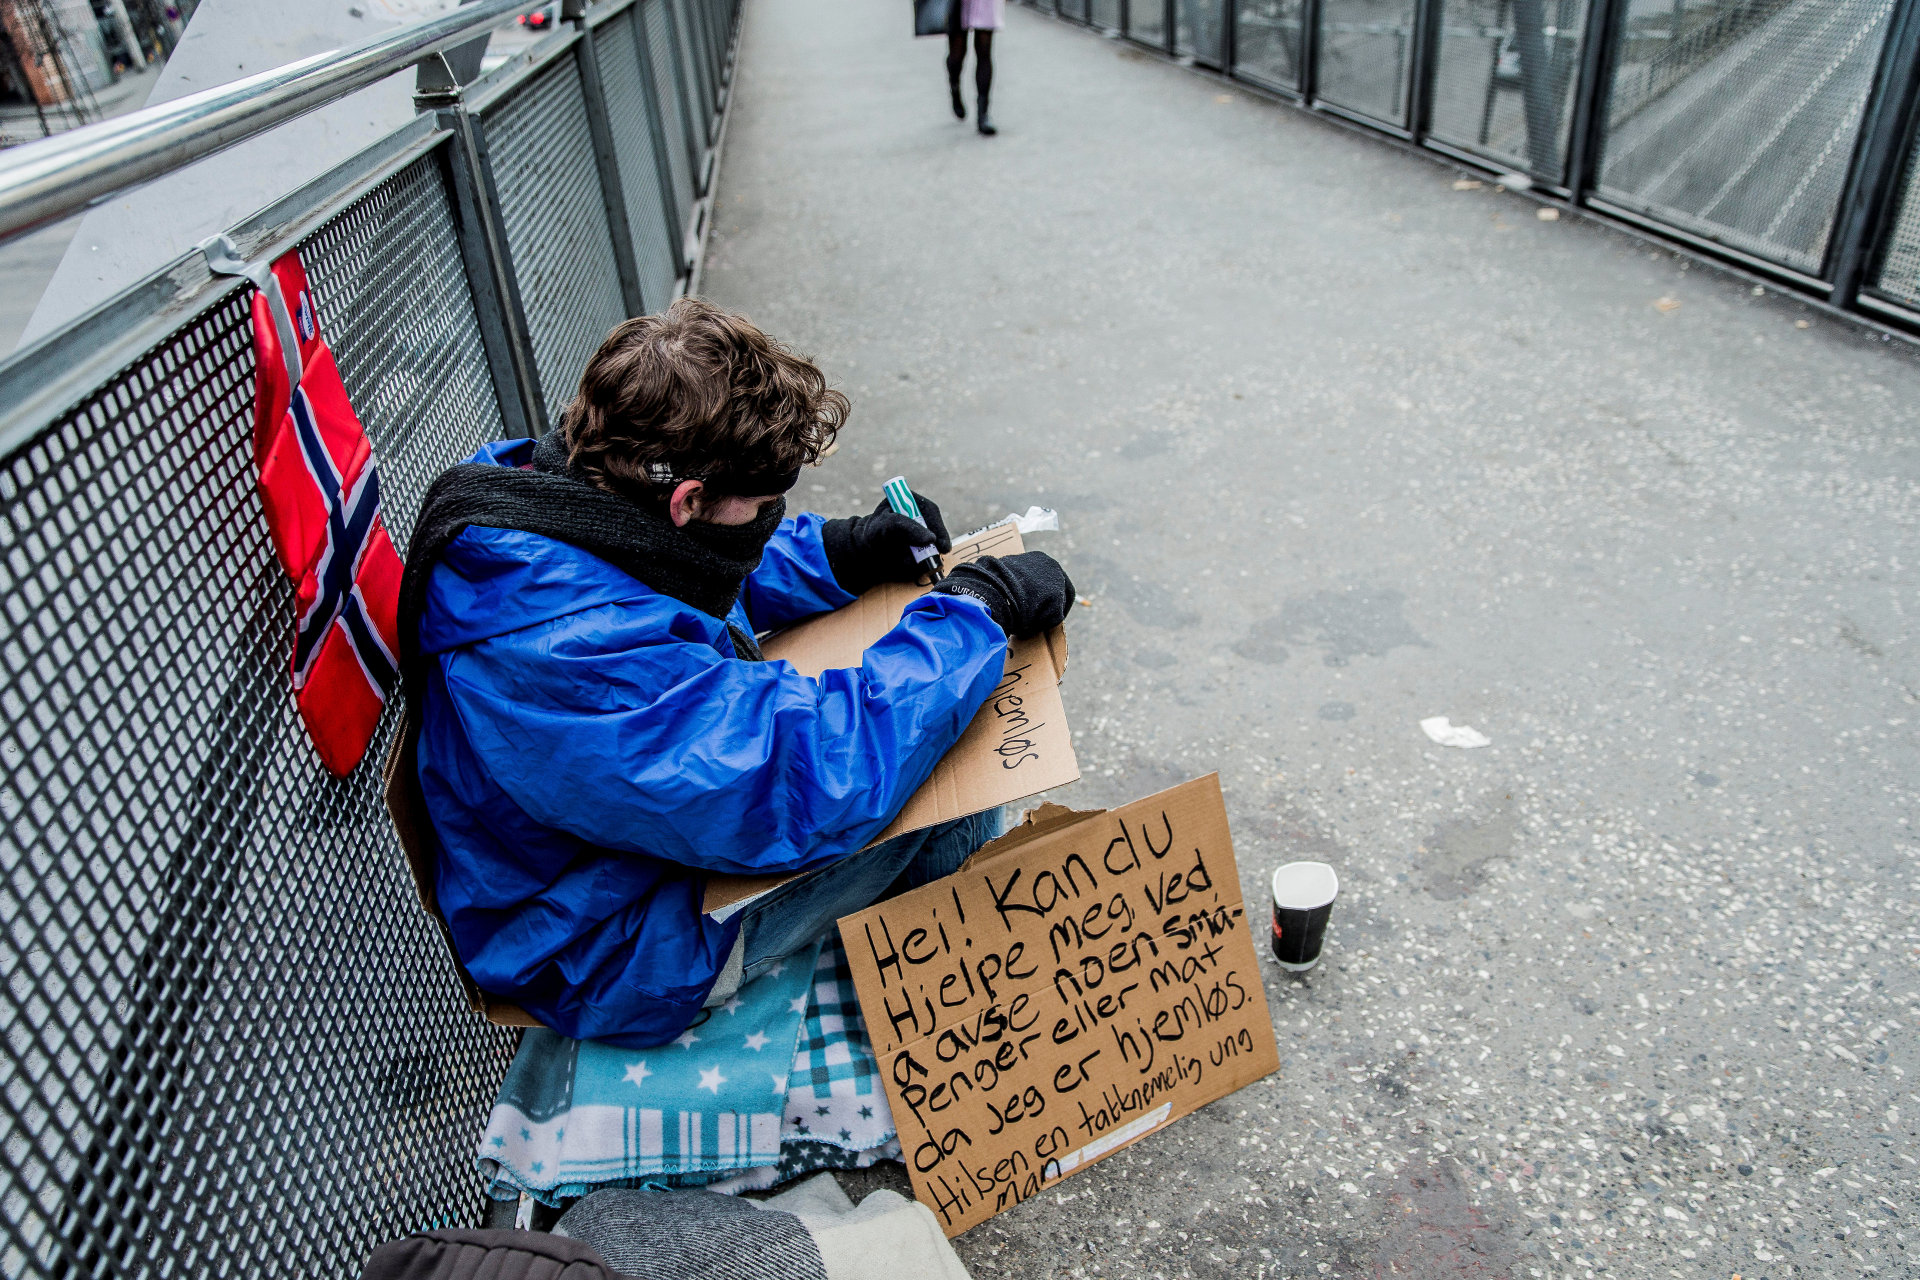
top-left (821, 494), bottom-right (952, 595)
top-left (930, 552), bottom-right (1075, 639)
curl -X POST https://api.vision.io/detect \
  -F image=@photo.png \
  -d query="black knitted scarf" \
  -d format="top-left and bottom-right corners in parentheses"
top-left (397, 432), bottom-right (781, 719)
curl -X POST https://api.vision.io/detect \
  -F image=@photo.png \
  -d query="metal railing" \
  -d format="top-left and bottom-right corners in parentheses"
top-left (0, 0), bottom-right (740, 1274)
top-left (1028, 0), bottom-right (1920, 331)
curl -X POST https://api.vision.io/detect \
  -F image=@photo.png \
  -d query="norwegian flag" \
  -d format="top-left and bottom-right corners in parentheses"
top-left (241, 250), bottom-right (403, 776)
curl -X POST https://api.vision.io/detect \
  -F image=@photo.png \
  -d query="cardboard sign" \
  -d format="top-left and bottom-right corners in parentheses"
top-left (702, 524), bottom-right (1078, 918)
top-left (837, 775), bottom-right (1279, 1236)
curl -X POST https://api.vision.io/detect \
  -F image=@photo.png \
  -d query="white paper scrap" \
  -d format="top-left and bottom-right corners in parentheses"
top-left (1008, 505), bottom-right (1059, 534)
top-left (1420, 716), bottom-right (1491, 749)
top-left (957, 506), bottom-right (1061, 542)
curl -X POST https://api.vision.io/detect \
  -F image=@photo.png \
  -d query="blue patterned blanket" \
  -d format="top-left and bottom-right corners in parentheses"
top-left (480, 936), bottom-right (896, 1204)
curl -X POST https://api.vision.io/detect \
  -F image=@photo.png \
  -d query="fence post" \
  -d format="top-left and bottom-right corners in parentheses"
top-left (1561, 0), bottom-right (1626, 201)
top-left (1407, 0), bottom-right (1443, 140)
top-left (1825, 0), bottom-right (1920, 309)
top-left (565, 2), bottom-right (650, 317)
top-left (1299, 0), bottom-right (1321, 102)
top-left (632, 2), bottom-right (692, 281)
top-left (416, 54), bottom-right (547, 438)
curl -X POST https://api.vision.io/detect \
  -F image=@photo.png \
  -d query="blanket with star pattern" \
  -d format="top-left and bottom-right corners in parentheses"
top-left (479, 937), bottom-right (897, 1205)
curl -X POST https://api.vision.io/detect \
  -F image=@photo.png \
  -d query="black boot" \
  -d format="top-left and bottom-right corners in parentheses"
top-left (949, 73), bottom-right (966, 120)
top-left (976, 91), bottom-right (996, 136)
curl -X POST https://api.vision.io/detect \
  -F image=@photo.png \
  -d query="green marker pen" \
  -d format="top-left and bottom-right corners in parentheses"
top-left (882, 475), bottom-right (943, 573)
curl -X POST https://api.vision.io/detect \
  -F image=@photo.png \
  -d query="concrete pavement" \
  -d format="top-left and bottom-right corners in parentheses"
top-left (702, 4), bottom-right (1920, 1275)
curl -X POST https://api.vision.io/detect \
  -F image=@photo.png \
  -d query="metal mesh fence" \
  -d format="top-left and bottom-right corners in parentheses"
top-left (0, 0), bottom-right (745, 1271)
top-left (644, 0), bottom-right (700, 231)
top-left (1596, 0), bottom-right (1896, 273)
top-left (1130, 0), bottom-right (1168, 46)
top-left (483, 57), bottom-right (630, 427)
top-left (1034, 0), bottom-right (1920, 319)
top-left (1317, 0), bottom-right (1418, 123)
top-left (1871, 133), bottom-right (1920, 305)
top-left (1091, 0), bottom-right (1121, 28)
top-left (0, 151), bottom-right (516, 1280)
top-left (1177, 0), bottom-right (1228, 60)
top-left (597, 7), bottom-right (683, 313)
top-left (673, 0), bottom-right (716, 144)
top-left (1235, 0), bottom-right (1305, 90)
top-left (1428, 0), bottom-right (1589, 180)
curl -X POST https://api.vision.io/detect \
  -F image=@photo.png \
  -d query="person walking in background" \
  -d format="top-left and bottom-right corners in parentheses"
top-left (946, 0), bottom-right (1002, 135)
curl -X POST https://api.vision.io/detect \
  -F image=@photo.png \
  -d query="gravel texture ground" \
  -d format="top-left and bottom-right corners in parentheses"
top-left (701, 3), bottom-right (1920, 1275)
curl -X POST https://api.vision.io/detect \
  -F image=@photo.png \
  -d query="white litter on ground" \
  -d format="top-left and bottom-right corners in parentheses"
top-left (1008, 506), bottom-right (1059, 533)
top-left (1420, 716), bottom-right (1491, 749)
top-left (960, 506), bottom-right (1060, 540)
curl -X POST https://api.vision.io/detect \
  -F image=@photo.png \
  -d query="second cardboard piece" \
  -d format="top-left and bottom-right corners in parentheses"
top-left (703, 523), bottom-right (1077, 917)
top-left (838, 774), bottom-right (1280, 1236)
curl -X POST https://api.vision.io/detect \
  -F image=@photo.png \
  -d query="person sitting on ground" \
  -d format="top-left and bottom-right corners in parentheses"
top-left (397, 298), bottom-right (1073, 1048)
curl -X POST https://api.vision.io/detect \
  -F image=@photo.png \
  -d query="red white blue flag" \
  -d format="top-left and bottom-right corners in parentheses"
top-left (242, 250), bottom-right (402, 776)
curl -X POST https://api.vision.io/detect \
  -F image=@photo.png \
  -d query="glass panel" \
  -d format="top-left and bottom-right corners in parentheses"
top-left (1597, 0), bottom-right (1895, 274)
top-left (1428, 0), bottom-right (1589, 181)
top-left (1316, 0), bottom-right (1417, 124)
top-left (1176, 0), bottom-right (1227, 61)
top-left (1235, 0), bottom-right (1306, 89)
top-left (1092, 0), bottom-right (1122, 27)
top-left (1870, 130), bottom-right (1920, 307)
top-left (1129, 0), bottom-right (1168, 46)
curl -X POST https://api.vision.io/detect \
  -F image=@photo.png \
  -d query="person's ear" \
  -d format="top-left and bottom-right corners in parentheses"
top-left (669, 479), bottom-right (706, 527)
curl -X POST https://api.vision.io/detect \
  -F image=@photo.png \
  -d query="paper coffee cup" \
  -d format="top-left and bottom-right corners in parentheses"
top-left (1270, 861), bottom-right (1338, 971)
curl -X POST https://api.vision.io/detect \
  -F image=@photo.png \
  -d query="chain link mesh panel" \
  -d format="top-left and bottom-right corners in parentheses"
top-left (644, 0), bottom-right (699, 232)
top-left (0, 151), bottom-right (515, 1280)
top-left (1597, 0), bottom-right (1895, 273)
top-left (1870, 130), bottom-right (1920, 308)
top-left (1317, 0), bottom-right (1417, 124)
top-left (1091, 0), bottom-right (1121, 29)
top-left (1428, 0), bottom-right (1588, 181)
top-left (483, 58), bottom-right (630, 427)
top-left (1235, 0), bottom-right (1304, 91)
top-left (598, 8), bottom-right (682, 314)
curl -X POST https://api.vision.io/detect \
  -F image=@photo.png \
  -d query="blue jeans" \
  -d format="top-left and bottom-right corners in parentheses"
top-left (736, 808), bottom-right (1005, 987)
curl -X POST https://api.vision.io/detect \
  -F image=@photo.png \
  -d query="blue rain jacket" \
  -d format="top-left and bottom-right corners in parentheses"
top-left (415, 439), bottom-right (1008, 1047)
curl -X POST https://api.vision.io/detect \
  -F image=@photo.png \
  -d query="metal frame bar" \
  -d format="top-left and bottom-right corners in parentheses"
top-left (0, 0), bottom-right (541, 240)
top-left (1406, 0), bottom-right (1442, 141)
top-left (1298, 0), bottom-right (1321, 103)
top-left (0, 115), bottom-right (451, 455)
top-left (1826, 0), bottom-right (1920, 307)
top-left (1560, 0), bottom-right (1622, 200)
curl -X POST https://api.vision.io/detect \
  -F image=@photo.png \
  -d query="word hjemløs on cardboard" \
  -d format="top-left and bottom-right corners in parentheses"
top-left (387, 523), bottom-right (1078, 1028)
top-left (699, 523), bottom-right (1078, 922)
top-left (838, 774), bottom-right (1281, 1236)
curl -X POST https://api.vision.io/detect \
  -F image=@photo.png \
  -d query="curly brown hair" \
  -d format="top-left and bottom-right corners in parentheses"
top-left (562, 298), bottom-right (848, 502)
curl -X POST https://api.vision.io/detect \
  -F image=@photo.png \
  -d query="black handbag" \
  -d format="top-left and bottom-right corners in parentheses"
top-left (914, 0), bottom-right (953, 37)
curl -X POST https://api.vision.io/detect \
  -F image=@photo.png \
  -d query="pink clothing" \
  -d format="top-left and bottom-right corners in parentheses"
top-left (957, 0), bottom-right (1003, 29)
